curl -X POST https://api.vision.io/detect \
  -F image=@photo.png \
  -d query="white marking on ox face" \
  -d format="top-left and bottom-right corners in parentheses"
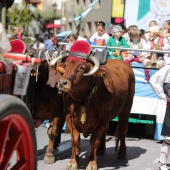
top-left (58, 79), bottom-right (71, 92)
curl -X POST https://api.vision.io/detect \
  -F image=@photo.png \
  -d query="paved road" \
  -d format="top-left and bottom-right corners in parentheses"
top-left (36, 123), bottom-right (170, 170)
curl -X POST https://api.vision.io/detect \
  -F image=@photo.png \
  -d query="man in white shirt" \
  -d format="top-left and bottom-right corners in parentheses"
top-left (150, 65), bottom-right (170, 170)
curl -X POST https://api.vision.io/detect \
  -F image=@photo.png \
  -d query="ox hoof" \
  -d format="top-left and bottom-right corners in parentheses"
top-left (66, 162), bottom-right (78, 170)
top-left (97, 148), bottom-right (105, 155)
top-left (117, 153), bottom-right (127, 160)
top-left (44, 155), bottom-right (55, 164)
top-left (86, 164), bottom-right (97, 170)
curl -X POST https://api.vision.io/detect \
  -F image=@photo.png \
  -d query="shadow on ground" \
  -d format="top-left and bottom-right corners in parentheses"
top-left (37, 137), bottom-right (147, 170)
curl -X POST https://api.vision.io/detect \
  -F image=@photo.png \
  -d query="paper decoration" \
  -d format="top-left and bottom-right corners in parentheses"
top-left (13, 65), bottom-right (31, 95)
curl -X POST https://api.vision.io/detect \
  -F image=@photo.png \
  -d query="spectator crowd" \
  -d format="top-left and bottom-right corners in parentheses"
top-left (5, 19), bottom-right (170, 84)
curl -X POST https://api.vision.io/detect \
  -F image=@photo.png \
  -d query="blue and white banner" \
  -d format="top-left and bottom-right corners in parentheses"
top-left (131, 62), bottom-right (166, 140)
top-left (124, 0), bottom-right (170, 31)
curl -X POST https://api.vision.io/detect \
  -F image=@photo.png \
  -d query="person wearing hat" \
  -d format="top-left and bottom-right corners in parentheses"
top-left (142, 25), bottom-right (170, 83)
top-left (106, 25), bottom-right (129, 60)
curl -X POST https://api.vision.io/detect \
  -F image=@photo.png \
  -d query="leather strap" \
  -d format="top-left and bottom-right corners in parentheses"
top-left (69, 52), bottom-right (89, 60)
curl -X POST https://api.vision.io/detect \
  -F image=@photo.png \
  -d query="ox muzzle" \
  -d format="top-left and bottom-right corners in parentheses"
top-left (58, 79), bottom-right (70, 92)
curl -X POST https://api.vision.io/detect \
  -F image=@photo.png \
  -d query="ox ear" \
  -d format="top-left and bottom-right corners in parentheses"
top-left (96, 66), bottom-right (114, 95)
top-left (56, 62), bottom-right (65, 69)
top-left (46, 65), bottom-right (58, 88)
top-left (56, 62), bottom-right (65, 74)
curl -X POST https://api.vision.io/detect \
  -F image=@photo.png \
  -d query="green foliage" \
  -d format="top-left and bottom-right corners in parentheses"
top-left (7, 5), bottom-right (31, 34)
top-left (41, 10), bottom-right (60, 23)
top-left (32, 9), bottom-right (60, 23)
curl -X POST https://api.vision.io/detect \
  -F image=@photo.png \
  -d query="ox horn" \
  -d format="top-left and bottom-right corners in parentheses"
top-left (83, 56), bottom-right (99, 76)
top-left (49, 54), bottom-right (68, 67)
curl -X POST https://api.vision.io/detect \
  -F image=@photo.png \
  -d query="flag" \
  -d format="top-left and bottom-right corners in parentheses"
top-left (88, 0), bottom-right (99, 7)
top-left (73, 8), bottom-right (92, 21)
top-left (73, 0), bottom-right (100, 21)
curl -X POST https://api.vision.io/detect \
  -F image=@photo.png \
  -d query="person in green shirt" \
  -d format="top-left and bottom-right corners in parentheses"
top-left (106, 25), bottom-right (129, 60)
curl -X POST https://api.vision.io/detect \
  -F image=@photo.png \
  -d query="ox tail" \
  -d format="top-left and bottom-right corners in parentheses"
top-left (115, 136), bottom-right (120, 154)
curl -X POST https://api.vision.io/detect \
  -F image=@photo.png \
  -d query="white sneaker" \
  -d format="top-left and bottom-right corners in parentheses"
top-left (159, 161), bottom-right (168, 170)
top-left (143, 79), bottom-right (149, 83)
top-left (45, 123), bottom-right (50, 128)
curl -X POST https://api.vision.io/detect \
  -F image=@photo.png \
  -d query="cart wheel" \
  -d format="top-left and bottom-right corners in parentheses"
top-left (0, 94), bottom-right (37, 170)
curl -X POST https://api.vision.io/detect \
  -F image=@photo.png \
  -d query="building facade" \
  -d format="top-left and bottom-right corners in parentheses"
top-left (13, 0), bottom-right (112, 37)
top-left (66, 0), bottom-right (112, 37)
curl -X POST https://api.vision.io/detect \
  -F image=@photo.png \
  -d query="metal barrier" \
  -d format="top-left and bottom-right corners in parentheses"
top-left (59, 42), bottom-right (169, 70)
top-left (58, 42), bottom-right (170, 54)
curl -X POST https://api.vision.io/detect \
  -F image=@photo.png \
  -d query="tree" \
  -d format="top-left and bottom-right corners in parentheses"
top-left (31, 9), bottom-right (60, 23)
top-left (7, 5), bottom-right (31, 35)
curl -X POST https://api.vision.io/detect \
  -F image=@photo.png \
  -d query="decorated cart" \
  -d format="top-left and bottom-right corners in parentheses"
top-left (0, 39), bottom-right (42, 170)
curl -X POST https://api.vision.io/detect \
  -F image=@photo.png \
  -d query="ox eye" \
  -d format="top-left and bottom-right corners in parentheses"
top-left (77, 66), bottom-right (84, 72)
top-left (80, 66), bottom-right (84, 70)
top-left (59, 71), bottom-right (64, 76)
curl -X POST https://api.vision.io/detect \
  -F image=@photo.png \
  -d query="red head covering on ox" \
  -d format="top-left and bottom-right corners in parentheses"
top-left (66, 40), bottom-right (91, 63)
top-left (9, 39), bottom-right (26, 54)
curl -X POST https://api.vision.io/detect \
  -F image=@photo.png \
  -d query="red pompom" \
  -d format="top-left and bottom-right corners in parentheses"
top-left (70, 40), bottom-right (91, 55)
top-left (9, 39), bottom-right (26, 54)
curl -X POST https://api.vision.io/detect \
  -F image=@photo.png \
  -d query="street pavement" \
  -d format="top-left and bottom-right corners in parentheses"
top-left (36, 123), bottom-right (170, 170)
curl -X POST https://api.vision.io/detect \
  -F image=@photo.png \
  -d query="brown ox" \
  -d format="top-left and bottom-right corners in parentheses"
top-left (32, 60), bottom-right (65, 164)
top-left (50, 41), bottom-right (135, 170)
